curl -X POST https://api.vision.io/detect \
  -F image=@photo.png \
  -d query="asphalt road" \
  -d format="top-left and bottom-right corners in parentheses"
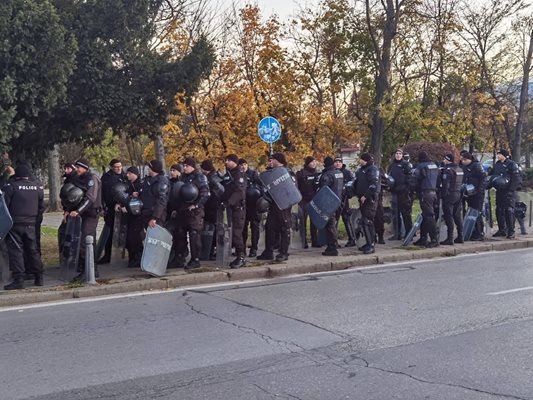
top-left (1, 249), bottom-right (533, 400)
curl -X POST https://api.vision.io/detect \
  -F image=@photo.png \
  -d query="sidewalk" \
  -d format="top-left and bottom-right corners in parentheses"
top-left (0, 213), bottom-right (532, 307)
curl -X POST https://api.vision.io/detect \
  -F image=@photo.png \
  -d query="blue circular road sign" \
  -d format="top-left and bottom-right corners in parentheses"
top-left (258, 116), bottom-right (281, 144)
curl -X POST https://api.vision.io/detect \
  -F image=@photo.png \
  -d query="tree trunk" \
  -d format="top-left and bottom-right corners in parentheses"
top-left (154, 132), bottom-right (166, 172)
top-left (47, 145), bottom-right (62, 211)
top-left (512, 29), bottom-right (533, 164)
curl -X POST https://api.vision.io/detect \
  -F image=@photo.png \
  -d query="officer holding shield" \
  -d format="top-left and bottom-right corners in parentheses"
top-left (71, 158), bottom-right (102, 281)
top-left (488, 149), bottom-right (521, 238)
top-left (387, 149), bottom-right (413, 240)
top-left (223, 154), bottom-right (247, 268)
top-left (125, 166), bottom-right (144, 268)
top-left (460, 152), bottom-right (486, 240)
top-left (240, 158), bottom-right (263, 257)
top-left (438, 154), bottom-right (464, 245)
top-left (319, 157), bottom-right (345, 256)
top-left (295, 156), bottom-right (320, 248)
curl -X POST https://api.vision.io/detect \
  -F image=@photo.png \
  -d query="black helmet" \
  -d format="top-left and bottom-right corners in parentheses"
top-left (60, 183), bottom-right (84, 209)
top-left (112, 182), bottom-right (129, 206)
top-left (344, 178), bottom-right (357, 198)
top-left (256, 196), bottom-right (271, 213)
top-left (246, 186), bottom-right (261, 206)
top-left (180, 183), bottom-right (199, 203)
top-left (491, 175), bottom-right (509, 190)
top-left (127, 198), bottom-right (143, 215)
top-left (170, 181), bottom-right (184, 205)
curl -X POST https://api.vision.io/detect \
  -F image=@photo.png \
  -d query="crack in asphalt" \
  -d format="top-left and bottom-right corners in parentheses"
top-left (347, 354), bottom-right (530, 400)
top-left (252, 383), bottom-right (304, 400)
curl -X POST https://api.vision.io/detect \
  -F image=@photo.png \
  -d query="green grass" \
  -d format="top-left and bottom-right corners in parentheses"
top-left (41, 226), bottom-right (60, 267)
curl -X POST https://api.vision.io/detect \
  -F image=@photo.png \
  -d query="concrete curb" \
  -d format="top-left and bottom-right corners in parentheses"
top-left (1, 238), bottom-right (532, 308)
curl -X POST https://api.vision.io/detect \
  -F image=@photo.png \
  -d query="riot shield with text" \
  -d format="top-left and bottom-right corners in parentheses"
top-left (0, 190), bottom-right (13, 241)
top-left (307, 186), bottom-right (341, 230)
top-left (60, 216), bottom-right (82, 281)
top-left (200, 223), bottom-right (215, 261)
top-left (463, 207), bottom-right (480, 241)
top-left (402, 214), bottom-right (423, 246)
top-left (95, 224), bottom-right (111, 262)
top-left (112, 210), bottom-right (128, 260)
top-left (216, 206), bottom-right (232, 266)
top-left (141, 225), bottom-right (172, 277)
top-left (260, 167), bottom-right (302, 211)
top-left (290, 204), bottom-right (306, 249)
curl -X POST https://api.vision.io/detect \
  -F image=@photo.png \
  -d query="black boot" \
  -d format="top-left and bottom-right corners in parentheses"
top-left (248, 248), bottom-right (257, 258)
top-left (345, 240), bottom-right (356, 247)
top-left (230, 256), bottom-right (246, 269)
top-left (454, 235), bottom-right (464, 244)
top-left (440, 237), bottom-right (454, 245)
top-left (34, 274), bottom-right (44, 287)
top-left (322, 247), bottom-right (339, 256)
top-left (4, 276), bottom-right (24, 290)
top-left (377, 234), bottom-right (385, 245)
top-left (185, 258), bottom-right (201, 270)
top-left (97, 255), bottom-right (111, 265)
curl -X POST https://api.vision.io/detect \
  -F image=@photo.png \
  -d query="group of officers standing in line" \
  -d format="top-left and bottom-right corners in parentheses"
top-left (0, 145), bottom-right (526, 290)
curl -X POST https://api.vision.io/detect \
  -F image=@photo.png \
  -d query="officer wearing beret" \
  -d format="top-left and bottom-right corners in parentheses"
top-left (3, 163), bottom-right (44, 290)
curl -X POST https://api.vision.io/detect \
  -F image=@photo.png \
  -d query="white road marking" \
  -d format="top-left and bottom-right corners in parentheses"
top-left (487, 286), bottom-right (533, 296)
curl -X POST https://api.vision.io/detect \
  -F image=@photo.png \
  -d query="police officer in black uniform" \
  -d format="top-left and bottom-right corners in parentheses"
top-left (257, 153), bottom-right (293, 262)
top-left (174, 157), bottom-right (210, 269)
top-left (240, 159), bottom-right (263, 256)
top-left (354, 153), bottom-right (380, 254)
top-left (438, 154), bottom-right (464, 245)
top-left (58, 163), bottom-right (79, 254)
top-left (411, 151), bottom-right (439, 248)
top-left (124, 166), bottom-right (144, 268)
top-left (334, 157), bottom-right (357, 247)
top-left (98, 159), bottom-right (126, 264)
top-left (223, 154), bottom-right (247, 268)
top-left (319, 157), bottom-right (345, 256)
top-left (200, 159), bottom-right (224, 260)
top-left (460, 152), bottom-right (486, 240)
top-left (488, 149), bottom-right (521, 238)
top-left (70, 158), bottom-right (102, 281)
top-left (3, 163), bottom-right (44, 290)
top-left (387, 149), bottom-right (413, 240)
top-left (139, 159), bottom-right (169, 229)
top-left (295, 156), bottom-right (319, 248)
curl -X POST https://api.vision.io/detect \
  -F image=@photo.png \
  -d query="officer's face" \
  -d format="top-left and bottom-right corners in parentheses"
top-left (358, 159), bottom-right (367, 166)
top-left (395, 152), bottom-right (403, 160)
top-left (170, 169), bottom-right (179, 178)
top-left (496, 153), bottom-right (506, 162)
top-left (112, 163), bottom-right (122, 174)
top-left (127, 171), bottom-right (137, 182)
top-left (334, 160), bottom-right (342, 169)
top-left (240, 163), bottom-right (248, 172)
top-left (64, 167), bottom-right (73, 175)
top-left (225, 160), bottom-right (237, 170)
top-left (76, 166), bottom-right (88, 175)
top-left (183, 164), bottom-right (194, 174)
top-left (461, 158), bottom-right (472, 166)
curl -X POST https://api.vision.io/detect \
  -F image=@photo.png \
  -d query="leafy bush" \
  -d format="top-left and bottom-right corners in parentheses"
top-left (523, 168), bottom-right (533, 189)
top-left (402, 141), bottom-right (460, 164)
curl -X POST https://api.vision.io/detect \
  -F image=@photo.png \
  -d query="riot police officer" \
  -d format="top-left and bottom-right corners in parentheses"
top-left (139, 159), bottom-right (169, 228)
top-left (174, 157), bottom-right (210, 269)
top-left (295, 156), bottom-right (319, 248)
top-left (223, 154), bottom-right (247, 268)
top-left (387, 149), bottom-right (413, 240)
top-left (488, 149), bottom-right (521, 238)
top-left (257, 153), bottom-right (293, 262)
top-left (98, 159), bottom-right (127, 264)
top-left (3, 163), bottom-right (44, 290)
top-left (124, 166), bottom-right (143, 268)
top-left (240, 159), bottom-right (263, 257)
top-left (200, 159), bottom-right (224, 260)
top-left (319, 156), bottom-right (345, 256)
top-left (438, 154), bottom-right (464, 245)
top-left (411, 151), bottom-right (439, 248)
top-left (334, 157), bottom-right (357, 247)
top-left (354, 153), bottom-right (380, 254)
top-left (461, 152), bottom-right (486, 240)
top-left (71, 158), bottom-right (102, 281)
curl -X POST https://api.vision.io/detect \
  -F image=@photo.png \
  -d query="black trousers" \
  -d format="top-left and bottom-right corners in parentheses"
top-left (231, 206), bottom-right (246, 256)
top-left (391, 191), bottom-right (413, 237)
top-left (78, 215), bottom-right (99, 272)
top-left (126, 214), bottom-right (144, 262)
top-left (101, 210), bottom-right (115, 258)
top-left (243, 206), bottom-right (261, 251)
top-left (495, 190), bottom-right (515, 235)
top-left (360, 197), bottom-right (378, 246)
top-left (442, 193), bottom-right (463, 239)
top-left (175, 207), bottom-right (204, 261)
top-left (264, 207), bottom-right (291, 256)
top-left (420, 191), bottom-right (437, 241)
top-left (7, 224), bottom-right (43, 279)
top-left (325, 216), bottom-right (338, 250)
top-left (300, 200), bottom-right (318, 246)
